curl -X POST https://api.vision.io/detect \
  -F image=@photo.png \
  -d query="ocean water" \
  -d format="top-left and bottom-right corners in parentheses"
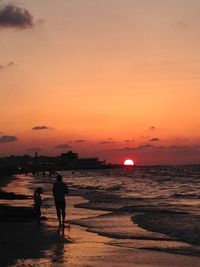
top-left (62, 166), bottom-right (200, 253)
top-left (1, 165), bottom-right (200, 265)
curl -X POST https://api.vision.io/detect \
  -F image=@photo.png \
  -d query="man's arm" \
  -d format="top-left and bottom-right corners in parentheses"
top-left (65, 184), bottom-right (69, 194)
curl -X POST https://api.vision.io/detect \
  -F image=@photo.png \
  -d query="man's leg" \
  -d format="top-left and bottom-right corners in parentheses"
top-left (61, 201), bottom-right (66, 226)
top-left (55, 202), bottom-right (61, 225)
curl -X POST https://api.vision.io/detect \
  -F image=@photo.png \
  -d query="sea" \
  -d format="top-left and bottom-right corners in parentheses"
top-left (1, 165), bottom-right (200, 265)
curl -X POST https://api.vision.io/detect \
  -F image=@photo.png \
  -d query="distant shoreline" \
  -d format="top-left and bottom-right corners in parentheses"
top-left (1, 163), bottom-right (200, 177)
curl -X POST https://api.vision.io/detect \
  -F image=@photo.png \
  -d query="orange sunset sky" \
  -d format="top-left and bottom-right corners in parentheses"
top-left (0, 0), bottom-right (200, 165)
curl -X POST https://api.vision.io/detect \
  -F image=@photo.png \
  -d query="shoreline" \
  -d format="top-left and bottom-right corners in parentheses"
top-left (71, 186), bottom-right (200, 250)
top-left (0, 174), bottom-right (35, 223)
top-left (0, 173), bottom-right (200, 266)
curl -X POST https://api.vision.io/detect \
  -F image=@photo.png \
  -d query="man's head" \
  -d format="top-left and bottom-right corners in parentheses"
top-left (56, 174), bottom-right (62, 182)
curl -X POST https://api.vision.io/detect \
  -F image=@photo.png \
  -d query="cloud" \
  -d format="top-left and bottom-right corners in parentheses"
top-left (7, 61), bottom-right (15, 66)
top-left (99, 141), bottom-right (116, 145)
top-left (55, 144), bottom-right (71, 149)
top-left (0, 4), bottom-right (34, 29)
top-left (99, 137), bottom-right (116, 144)
top-left (73, 139), bottom-right (86, 143)
top-left (0, 61), bottom-right (16, 70)
top-left (149, 138), bottom-right (160, 142)
top-left (124, 139), bottom-right (134, 143)
top-left (147, 145), bottom-right (200, 153)
top-left (32, 126), bottom-right (53, 130)
top-left (117, 144), bottom-right (154, 151)
top-left (26, 147), bottom-right (42, 153)
top-left (137, 144), bottom-right (154, 149)
top-left (0, 135), bottom-right (18, 144)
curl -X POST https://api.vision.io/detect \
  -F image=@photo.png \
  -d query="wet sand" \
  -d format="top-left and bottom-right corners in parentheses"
top-left (1, 220), bottom-right (199, 267)
top-left (0, 174), bottom-right (200, 266)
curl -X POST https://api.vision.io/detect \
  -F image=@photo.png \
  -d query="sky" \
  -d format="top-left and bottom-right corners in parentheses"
top-left (0, 0), bottom-right (200, 165)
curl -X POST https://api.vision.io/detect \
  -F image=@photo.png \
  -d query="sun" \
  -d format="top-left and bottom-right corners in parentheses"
top-left (124, 159), bottom-right (134, 166)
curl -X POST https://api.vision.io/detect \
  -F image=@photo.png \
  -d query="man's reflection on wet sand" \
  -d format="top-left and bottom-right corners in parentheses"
top-left (50, 225), bottom-right (70, 264)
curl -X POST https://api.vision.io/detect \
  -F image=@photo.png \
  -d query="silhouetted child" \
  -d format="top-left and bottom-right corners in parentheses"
top-left (34, 187), bottom-right (43, 224)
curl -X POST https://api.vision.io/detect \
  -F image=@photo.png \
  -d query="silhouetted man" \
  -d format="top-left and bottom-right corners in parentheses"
top-left (52, 174), bottom-right (69, 226)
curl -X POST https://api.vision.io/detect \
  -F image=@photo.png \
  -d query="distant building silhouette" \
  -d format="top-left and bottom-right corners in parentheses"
top-left (60, 151), bottom-right (78, 168)
top-left (60, 151), bottom-right (105, 169)
top-left (0, 151), bottom-right (107, 174)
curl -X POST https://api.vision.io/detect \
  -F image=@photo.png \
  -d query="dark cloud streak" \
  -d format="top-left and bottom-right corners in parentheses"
top-left (116, 144), bottom-right (154, 151)
top-left (32, 126), bottom-right (53, 130)
top-left (100, 141), bottom-right (116, 145)
top-left (149, 138), bottom-right (160, 142)
top-left (0, 135), bottom-right (18, 144)
top-left (124, 139), bottom-right (134, 143)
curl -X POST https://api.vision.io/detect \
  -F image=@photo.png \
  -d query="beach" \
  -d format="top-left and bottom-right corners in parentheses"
top-left (0, 168), bottom-right (200, 266)
top-left (1, 1), bottom-right (200, 266)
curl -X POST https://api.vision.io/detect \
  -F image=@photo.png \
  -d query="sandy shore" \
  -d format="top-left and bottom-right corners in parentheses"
top-left (0, 221), bottom-right (200, 267)
top-left (0, 174), bottom-right (200, 267)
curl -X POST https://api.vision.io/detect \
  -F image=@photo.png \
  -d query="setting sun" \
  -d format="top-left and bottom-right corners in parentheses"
top-left (124, 159), bottom-right (134, 166)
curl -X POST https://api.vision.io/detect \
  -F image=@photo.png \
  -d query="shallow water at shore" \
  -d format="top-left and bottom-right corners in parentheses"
top-left (0, 166), bottom-right (200, 266)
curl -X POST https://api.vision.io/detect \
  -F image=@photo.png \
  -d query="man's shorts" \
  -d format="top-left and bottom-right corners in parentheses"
top-left (55, 200), bottom-right (66, 211)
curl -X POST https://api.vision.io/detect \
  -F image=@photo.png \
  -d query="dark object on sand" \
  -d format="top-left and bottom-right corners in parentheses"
top-left (0, 205), bottom-right (35, 222)
top-left (0, 190), bottom-right (31, 200)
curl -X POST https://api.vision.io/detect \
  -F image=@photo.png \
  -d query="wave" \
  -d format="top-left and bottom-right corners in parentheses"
top-left (133, 212), bottom-right (200, 246)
